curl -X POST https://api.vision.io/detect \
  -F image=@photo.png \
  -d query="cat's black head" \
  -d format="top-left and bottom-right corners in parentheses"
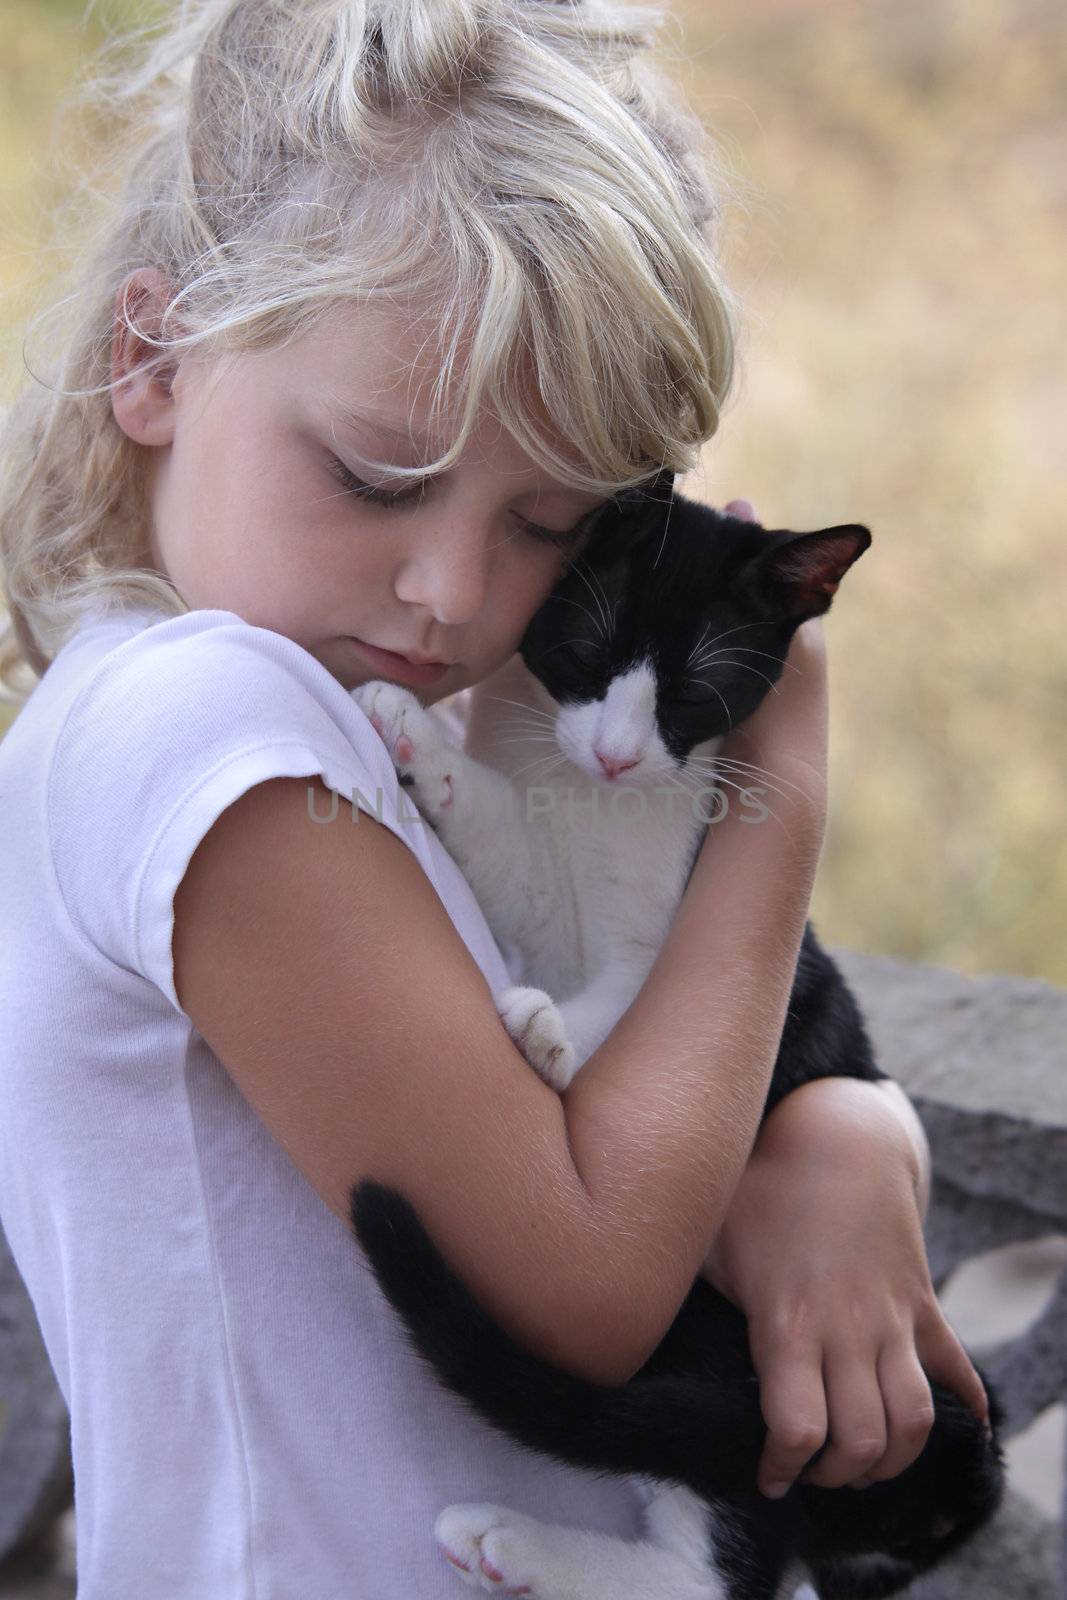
top-left (519, 470), bottom-right (871, 784)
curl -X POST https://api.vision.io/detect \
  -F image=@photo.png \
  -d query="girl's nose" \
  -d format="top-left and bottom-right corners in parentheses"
top-left (393, 517), bottom-right (490, 626)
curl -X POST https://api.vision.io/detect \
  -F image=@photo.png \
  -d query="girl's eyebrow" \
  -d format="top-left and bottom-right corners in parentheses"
top-left (325, 398), bottom-right (608, 509)
top-left (331, 400), bottom-right (434, 449)
top-left (327, 401), bottom-right (445, 478)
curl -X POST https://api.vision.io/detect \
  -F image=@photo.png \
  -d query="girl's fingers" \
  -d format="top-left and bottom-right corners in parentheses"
top-left (752, 1334), bottom-right (828, 1498)
top-left (916, 1305), bottom-right (991, 1426)
top-left (855, 1338), bottom-right (936, 1483)
top-left (723, 497), bottom-right (759, 523)
top-left (797, 1347), bottom-right (887, 1490)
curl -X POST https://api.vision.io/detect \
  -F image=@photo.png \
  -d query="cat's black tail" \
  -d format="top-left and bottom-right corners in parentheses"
top-left (350, 1179), bottom-right (762, 1500)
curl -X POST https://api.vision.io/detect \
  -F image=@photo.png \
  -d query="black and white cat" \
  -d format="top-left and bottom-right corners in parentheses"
top-left (349, 477), bottom-right (1004, 1600)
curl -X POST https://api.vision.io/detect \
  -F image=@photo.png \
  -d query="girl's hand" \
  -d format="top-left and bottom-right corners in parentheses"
top-left (717, 496), bottom-right (828, 826)
top-left (701, 1078), bottom-right (990, 1499)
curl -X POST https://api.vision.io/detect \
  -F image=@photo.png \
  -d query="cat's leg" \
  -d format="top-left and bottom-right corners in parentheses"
top-left (355, 683), bottom-right (582, 1086)
top-left (641, 1483), bottom-right (727, 1580)
top-left (496, 987), bottom-right (578, 1091)
top-left (644, 1484), bottom-right (808, 1600)
top-left (352, 682), bottom-right (503, 829)
top-left (553, 958), bottom-right (654, 1068)
top-left (352, 682), bottom-right (538, 910)
top-left (435, 1500), bottom-right (723, 1600)
top-left (498, 952), bottom-right (657, 1093)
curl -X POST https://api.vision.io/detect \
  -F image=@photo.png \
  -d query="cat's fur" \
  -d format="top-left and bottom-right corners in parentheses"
top-left (349, 476), bottom-right (1005, 1600)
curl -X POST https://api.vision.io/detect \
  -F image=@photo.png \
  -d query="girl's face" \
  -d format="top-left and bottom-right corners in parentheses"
top-left (138, 299), bottom-right (609, 702)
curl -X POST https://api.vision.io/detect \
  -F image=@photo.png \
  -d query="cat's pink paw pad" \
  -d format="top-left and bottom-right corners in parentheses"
top-left (479, 1556), bottom-right (530, 1595)
top-left (395, 733), bottom-right (414, 763)
top-left (434, 1504), bottom-right (538, 1594)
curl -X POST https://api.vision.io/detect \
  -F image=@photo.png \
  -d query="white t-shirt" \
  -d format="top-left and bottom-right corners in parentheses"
top-left (0, 606), bottom-right (648, 1598)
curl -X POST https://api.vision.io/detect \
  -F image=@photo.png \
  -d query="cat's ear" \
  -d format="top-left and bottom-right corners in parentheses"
top-left (743, 525), bottom-right (871, 620)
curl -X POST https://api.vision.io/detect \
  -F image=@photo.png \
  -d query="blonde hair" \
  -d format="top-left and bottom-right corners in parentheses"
top-left (0, 0), bottom-right (739, 699)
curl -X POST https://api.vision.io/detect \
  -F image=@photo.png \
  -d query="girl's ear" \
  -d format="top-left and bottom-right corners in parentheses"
top-left (110, 268), bottom-right (182, 447)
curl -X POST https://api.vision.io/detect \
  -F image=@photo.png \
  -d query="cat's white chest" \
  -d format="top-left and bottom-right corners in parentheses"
top-left (465, 659), bottom-right (703, 997)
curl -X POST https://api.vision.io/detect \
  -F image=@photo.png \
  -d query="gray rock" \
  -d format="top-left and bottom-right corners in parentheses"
top-left (834, 951), bottom-right (1067, 1592)
top-left (899, 1485), bottom-right (1058, 1598)
top-left (833, 951), bottom-right (1067, 1219)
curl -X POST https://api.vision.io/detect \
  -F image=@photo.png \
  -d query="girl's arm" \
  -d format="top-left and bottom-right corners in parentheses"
top-left (700, 1074), bottom-right (991, 1499)
top-left (172, 626), bottom-right (826, 1390)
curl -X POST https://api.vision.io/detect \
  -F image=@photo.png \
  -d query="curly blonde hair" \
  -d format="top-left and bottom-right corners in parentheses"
top-left (0, 0), bottom-right (739, 700)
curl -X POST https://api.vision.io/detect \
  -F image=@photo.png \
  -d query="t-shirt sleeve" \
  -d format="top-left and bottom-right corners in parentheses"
top-left (46, 612), bottom-right (422, 1014)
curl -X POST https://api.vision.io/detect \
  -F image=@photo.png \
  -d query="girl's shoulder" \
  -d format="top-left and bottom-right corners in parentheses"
top-left (32, 606), bottom-right (412, 1010)
top-left (44, 605), bottom-right (392, 786)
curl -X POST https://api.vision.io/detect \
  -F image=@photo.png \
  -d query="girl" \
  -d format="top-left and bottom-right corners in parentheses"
top-left (0, 2), bottom-right (987, 1596)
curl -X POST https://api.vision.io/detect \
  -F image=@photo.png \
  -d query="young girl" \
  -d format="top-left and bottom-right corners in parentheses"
top-left (0, 2), bottom-right (987, 1596)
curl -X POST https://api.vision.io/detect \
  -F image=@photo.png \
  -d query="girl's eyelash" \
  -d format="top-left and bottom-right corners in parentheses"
top-left (327, 458), bottom-right (425, 508)
top-left (326, 456), bottom-right (593, 548)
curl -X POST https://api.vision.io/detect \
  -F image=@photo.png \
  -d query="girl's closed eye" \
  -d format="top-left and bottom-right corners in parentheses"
top-left (325, 455), bottom-right (597, 550)
top-left (326, 456), bottom-right (427, 510)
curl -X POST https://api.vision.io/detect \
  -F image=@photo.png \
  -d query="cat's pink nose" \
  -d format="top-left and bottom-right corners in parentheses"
top-left (595, 750), bottom-right (639, 780)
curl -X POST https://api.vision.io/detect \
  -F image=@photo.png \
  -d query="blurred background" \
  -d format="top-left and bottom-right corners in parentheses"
top-left (0, 1), bottom-right (1064, 1591)
top-left (670, 0), bottom-right (1066, 986)
top-left (1, 0), bottom-right (1065, 981)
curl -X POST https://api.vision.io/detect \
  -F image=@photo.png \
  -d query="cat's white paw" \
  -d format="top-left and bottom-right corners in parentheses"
top-left (498, 986), bottom-right (578, 1091)
top-left (352, 680), bottom-right (456, 823)
top-left (435, 1504), bottom-right (540, 1595)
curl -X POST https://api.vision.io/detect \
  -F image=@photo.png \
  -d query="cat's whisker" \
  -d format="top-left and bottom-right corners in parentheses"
top-left (485, 696), bottom-right (558, 725)
top-left (688, 660), bottom-right (777, 691)
top-left (692, 779), bottom-right (790, 814)
top-left (689, 770), bottom-right (791, 808)
top-left (674, 766), bottom-right (785, 823)
top-left (495, 735), bottom-right (559, 747)
top-left (707, 756), bottom-right (815, 800)
top-left (495, 728), bottom-right (560, 744)
top-left (542, 637), bottom-right (597, 657)
top-left (507, 751), bottom-right (570, 782)
top-left (568, 557), bottom-right (611, 640)
top-left (494, 715), bottom-right (560, 735)
top-left (687, 649), bottom-right (782, 690)
top-left (696, 646), bottom-right (800, 673)
top-left (661, 765), bottom-right (784, 823)
top-left (684, 620), bottom-right (712, 669)
top-left (550, 594), bottom-right (608, 640)
top-left (689, 620), bottom-right (771, 656)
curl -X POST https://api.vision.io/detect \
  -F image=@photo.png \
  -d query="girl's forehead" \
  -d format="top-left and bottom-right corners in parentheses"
top-left (293, 300), bottom-right (590, 482)
top-left (304, 297), bottom-right (471, 385)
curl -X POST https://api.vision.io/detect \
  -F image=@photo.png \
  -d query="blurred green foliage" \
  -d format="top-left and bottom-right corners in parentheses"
top-left (1, 0), bottom-right (1064, 982)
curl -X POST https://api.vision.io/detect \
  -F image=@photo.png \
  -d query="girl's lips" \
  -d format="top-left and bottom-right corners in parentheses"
top-left (347, 637), bottom-right (451, 688)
